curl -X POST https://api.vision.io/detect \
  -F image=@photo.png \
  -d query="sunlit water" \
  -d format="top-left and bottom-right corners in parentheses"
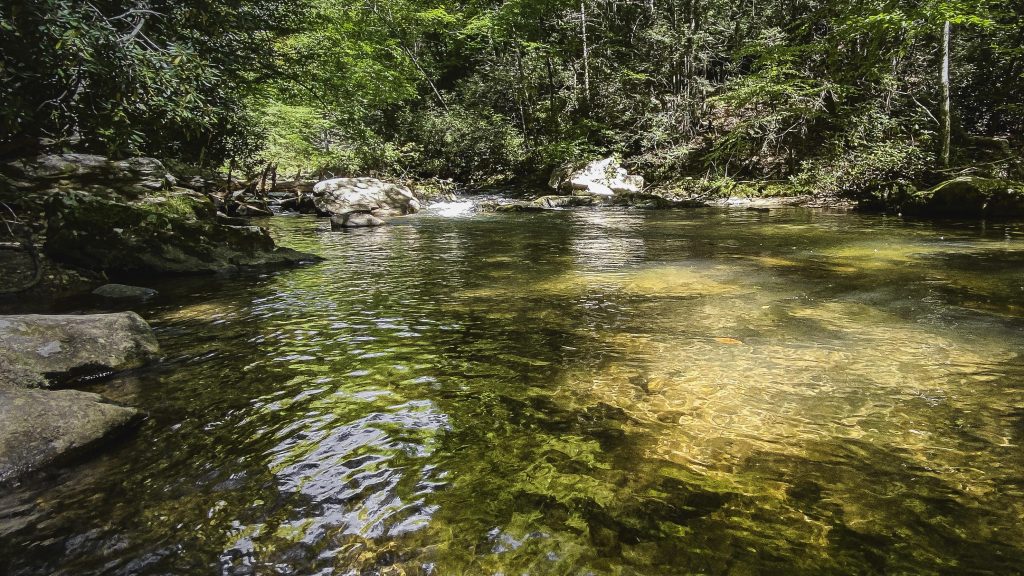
top-left (2, 206), bottom-right (1024, 575)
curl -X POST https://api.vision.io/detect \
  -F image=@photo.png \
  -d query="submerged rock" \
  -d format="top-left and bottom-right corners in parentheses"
top-left (45, 191), bottom-right (318, 275)
top-left (0, 312), bottom-right (160, 389)
top-left (312, 177), bottom-right (420, 217)
top-left (549, 157), bottom-right (645, 197)
top-left (0, 388), bottom-right (141, 483)
top-left (92, 283), bottom-right (159, 301)
top-left (331, 212), bottom-right (388, 228)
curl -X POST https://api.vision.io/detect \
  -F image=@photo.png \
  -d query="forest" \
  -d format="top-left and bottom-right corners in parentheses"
top-left (3, 0), bottom-right (1022, 195)
top-left (4, 2), bottom-right (1024, 575)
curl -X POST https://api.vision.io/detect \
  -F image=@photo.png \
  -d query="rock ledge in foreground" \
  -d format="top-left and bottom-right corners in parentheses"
top-left (0, 388), bottom-right (141, 483)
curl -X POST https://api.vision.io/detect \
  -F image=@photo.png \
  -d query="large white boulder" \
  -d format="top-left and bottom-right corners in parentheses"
top-left (549, 157), bottom-right (645, 197)
top-left (311, 177), bottom-right (420, 216)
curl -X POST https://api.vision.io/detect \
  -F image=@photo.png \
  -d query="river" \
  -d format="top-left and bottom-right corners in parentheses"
top-left (2, 206), bottom-right (1023, 574)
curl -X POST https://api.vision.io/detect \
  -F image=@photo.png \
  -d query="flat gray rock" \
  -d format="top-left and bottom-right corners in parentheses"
top-left (0, 312), bottom-right (160, 388)
top-left (0, 388), bottom-right (140, 483)
top-left (92, 283), bottom-right (159, 301)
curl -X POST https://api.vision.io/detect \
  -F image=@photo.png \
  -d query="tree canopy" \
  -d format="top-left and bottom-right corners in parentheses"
top-left (3, 0), bottom-right (1021, 188)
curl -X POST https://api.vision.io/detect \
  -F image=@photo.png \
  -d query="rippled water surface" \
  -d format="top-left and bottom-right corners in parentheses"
top-left (3, 207), bottom-right (1024, 575)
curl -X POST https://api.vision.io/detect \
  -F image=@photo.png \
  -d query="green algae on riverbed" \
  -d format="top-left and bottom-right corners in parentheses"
top-left (1, 207), bottom-right (1023, 575)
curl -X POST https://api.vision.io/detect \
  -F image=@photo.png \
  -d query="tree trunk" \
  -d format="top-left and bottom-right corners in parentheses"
top-left (259, 162), bottom-right (272, 197)
top-left (940, 20), bottom-right (952, 167)
top-left (581, 1), bottom-right (591, 105)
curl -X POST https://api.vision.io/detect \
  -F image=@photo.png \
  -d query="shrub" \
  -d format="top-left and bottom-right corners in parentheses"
top-left (793, 141), bottom-right (930, 197)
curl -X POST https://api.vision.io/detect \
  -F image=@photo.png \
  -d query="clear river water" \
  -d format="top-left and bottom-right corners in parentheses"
top-left (2, 205), bottom-right (1023, 575)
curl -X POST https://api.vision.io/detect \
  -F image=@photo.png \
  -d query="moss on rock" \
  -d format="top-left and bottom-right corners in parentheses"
top-left (44, 191), bottom-right (317, 275)
top-left (900, 177), bottom-right (1024, 217)
top-left (0, 312), bottom-right (160, 389)
top-left (0, 388), bottom-right (141, 483)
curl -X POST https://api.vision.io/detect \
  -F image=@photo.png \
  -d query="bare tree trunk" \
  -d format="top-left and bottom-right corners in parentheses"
top-left (940, 20), bottom-right (952, 167)
top-left (514, 38), bottom-right (530, 144)
top-left (581, 1), bottom-right (591, 105)
top-left (400, 44), bottom-right (448, 111)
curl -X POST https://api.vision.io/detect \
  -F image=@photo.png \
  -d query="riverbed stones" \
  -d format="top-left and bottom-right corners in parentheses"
top-left (549, 157), bottom-right (645, 197)
top-left (312, 177), bottom-right (420, 217)
top-left (0, 312), bottom-right (160, 389)
top-left (92, 283), bottom-right (159, 301)
top-left (330, 212), bottom-right (388, 228)
top-left (0, 388), bottom-right (141, 483)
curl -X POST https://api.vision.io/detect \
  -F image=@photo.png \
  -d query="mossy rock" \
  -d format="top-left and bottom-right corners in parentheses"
top-left (491, 202), bottom-right (550, 213)
top-left (0, 312), bottom-right (160, 389)
top-left (902, 177), bottom-right (1024, 217)
top-left (0, 388), bottom-right (141, 483)
top-left (611, 193), bottom-right (704, 209)
top-left (44, 192), bottom-right (318, 275)
top-left (532, 195), bottom-right (599, 208)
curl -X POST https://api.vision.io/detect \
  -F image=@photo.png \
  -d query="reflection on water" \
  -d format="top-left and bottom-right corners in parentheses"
top-left (2, 208), bottom-right (1024, 575)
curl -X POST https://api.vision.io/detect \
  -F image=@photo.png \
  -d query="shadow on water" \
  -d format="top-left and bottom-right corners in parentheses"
top-left (2, 208), bottom-right (1024, 575)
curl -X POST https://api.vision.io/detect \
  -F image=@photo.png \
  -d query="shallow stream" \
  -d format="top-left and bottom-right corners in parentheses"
top-left (2, 206), bottom-right (1023, 574)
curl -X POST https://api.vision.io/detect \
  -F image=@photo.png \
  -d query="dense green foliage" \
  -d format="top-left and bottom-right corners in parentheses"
top-left (1, 0), bottom-right (307, 165)
top-left (3, 0), bottom-right (1022, 188)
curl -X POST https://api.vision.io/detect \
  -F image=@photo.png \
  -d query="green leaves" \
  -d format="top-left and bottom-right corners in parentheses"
top-left (4, 0), bottom-right (1018, 180)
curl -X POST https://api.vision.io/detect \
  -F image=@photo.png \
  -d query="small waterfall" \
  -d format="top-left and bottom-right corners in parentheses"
top-left (423, 199), bottom-right (477, 217)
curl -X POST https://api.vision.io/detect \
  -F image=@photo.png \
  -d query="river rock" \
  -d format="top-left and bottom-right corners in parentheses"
top-left (0, 312), bottom-right (160, 389)
top-left (533, 195), bottom-right (599, 208)
top-left (233, 202), bottom-right (274, 218)
top-left (216, 211), bottom-right (249, 226)
top-left (272, 179), bottom-right (318, 194)
top-left (491, 202), bottom-right (549, 213)
top-left (2, 154), bottom-right (175, 199)
top-left (331, 212), bottom-right (387, 228)
top-left (92, 283), bottom-right (159, 301)
top-left (44, 191), bottom-right (318, 275)
top-left (279, 194), bottom-right (318, 214)
top-left (549, 157), bottom-right (645, 197)
top-left (0, 388), bottom-right (141, 483)
top-left (312, 177), bottom-right (420, 216)
top-left (902, 177), bottom-right (1024, 217)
